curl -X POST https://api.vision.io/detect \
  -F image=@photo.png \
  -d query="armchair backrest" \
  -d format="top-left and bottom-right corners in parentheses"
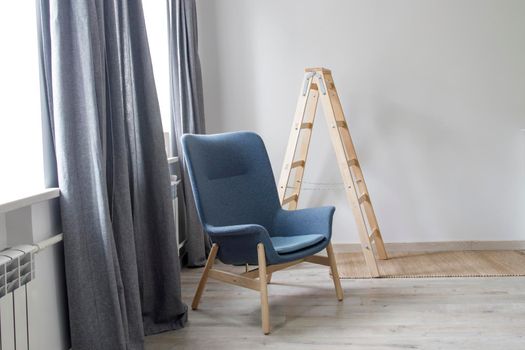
top-left (181, 132), bottom-right (281, 231)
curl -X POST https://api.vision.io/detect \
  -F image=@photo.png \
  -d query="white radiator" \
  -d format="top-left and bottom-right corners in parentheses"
top-left (0, 234), bottom-right (65, 350)
top-left (0, 246), bottom-right (35, 350)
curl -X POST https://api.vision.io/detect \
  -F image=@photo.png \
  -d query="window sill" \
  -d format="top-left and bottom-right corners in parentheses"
top-left (0, 188), bottom-right (60, 214)
top-left (0, 156), bottom-right (176, 215)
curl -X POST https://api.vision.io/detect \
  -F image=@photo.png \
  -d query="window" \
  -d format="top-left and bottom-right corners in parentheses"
top-left (0, 2), bottom-right (45, 201)
top-left (0, 2), bottom-right (172, 203)
top-left (143, 1), bottom-right (171, 134)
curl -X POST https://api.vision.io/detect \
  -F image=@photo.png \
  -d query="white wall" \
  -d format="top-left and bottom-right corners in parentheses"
top-left (28, 199), bottom-right (70, 350)
top-left (196, 0), bottom-right (525, 244)
top-left (0, 214), bottom-right (6, 249)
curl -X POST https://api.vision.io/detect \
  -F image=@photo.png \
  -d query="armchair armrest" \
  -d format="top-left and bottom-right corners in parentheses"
top-left (204, 224), bottom-right (277, 265)
top-left (272, 206), bottom-right (336, 238)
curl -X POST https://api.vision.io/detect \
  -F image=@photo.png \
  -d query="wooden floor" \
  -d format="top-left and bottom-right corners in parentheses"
top-left (146, 262), bottom-right (525, 350)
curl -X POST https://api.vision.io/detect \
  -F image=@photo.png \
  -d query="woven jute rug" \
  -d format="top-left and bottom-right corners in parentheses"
top-left (336, 250), bottom-right (525, 279)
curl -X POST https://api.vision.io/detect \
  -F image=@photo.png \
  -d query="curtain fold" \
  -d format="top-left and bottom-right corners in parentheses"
top-left (37, 0), bottom-right (187, 349)
top-left (167, 0), bottom-right (210, 267)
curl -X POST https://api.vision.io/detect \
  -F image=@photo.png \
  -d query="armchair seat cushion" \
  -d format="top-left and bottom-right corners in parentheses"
top-left (271, 234), bottom-right (325, 254)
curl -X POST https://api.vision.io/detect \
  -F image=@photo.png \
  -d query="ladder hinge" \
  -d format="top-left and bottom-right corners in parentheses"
top-left (302, 72), bottom-right (316, 96)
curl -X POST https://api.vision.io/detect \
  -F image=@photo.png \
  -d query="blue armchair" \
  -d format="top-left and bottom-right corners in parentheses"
top-left (182, 131), bottom-right (343, 334)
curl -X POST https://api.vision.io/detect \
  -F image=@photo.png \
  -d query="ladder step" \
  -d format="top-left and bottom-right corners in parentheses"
top-left (369, 228), bottom-right (380, 241)
top-left (358, 193), bottom-right (370, 204)
top-left (347, 158), bottom-right (359, 167)
top-left (282, 194), bottom-right (299, 205)
top-left (301, 122), bottom-right (313, 129)
top-left (291, 160), bottom-right (305, 169)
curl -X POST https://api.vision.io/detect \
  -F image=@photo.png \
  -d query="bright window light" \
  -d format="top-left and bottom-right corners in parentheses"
top-left (143, 0), bottom-right (171, 134)
top-left (0, 2), bottom-right (45, 201)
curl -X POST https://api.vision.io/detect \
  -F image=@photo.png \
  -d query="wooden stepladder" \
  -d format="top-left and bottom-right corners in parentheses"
top-left (278, 67), bottom-right (388, 277)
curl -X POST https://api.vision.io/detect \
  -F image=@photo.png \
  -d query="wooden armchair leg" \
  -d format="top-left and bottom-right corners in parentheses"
top-left (257, 243), bottom-right (271, 335)
top-left (326, 243), bottom-right (344, 301)
top-left (266, 273), bottom-right (272, 284)
top-left (191, 243), bottom-right (219, 310)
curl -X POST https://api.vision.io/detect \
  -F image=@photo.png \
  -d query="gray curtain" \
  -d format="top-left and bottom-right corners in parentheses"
top-left (168, 0), bottom-right (210, 266)
top-left (37, 0), bottom-right (187, 349)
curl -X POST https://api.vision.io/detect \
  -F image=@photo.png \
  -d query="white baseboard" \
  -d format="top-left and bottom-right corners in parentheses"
top-left (333, 240), bottom-right (525, 253)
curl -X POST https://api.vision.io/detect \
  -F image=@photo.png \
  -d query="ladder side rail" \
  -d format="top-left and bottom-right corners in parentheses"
top-left (286, 85), bottom-right (319, 210)
top-left (277, 74), bottom-right (316, 203)
top-left (316, 73), bottom-right (381, 277)
top-left (321, 73), bottom-right (388, 260)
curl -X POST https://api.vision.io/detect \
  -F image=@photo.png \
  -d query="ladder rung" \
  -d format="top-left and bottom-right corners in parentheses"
top-left (358, 193), bottom-right (370, 204)
top-left (282, 194), bottom-right (299, 205)
top-left (347, 158), bottom-right (359, 167)
top-left (336, 121), bottom-right (347, 128)
top-left (369, 228), bottom-right (380, 241)
top-left (291, 160), bottom-right (305, 169)
top-left (301, 122), bottom-right (313, 129)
